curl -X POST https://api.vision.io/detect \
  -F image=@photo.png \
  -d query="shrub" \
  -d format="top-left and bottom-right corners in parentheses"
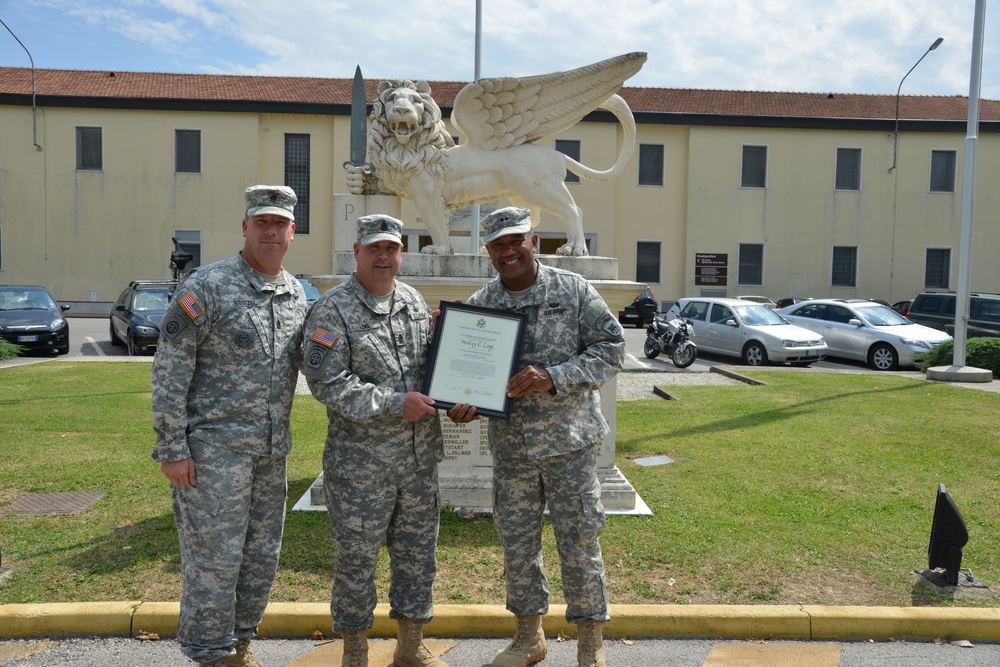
top-left (0, 339), bottom-right (24, 360)
top-left (914, 337), bottom-right (1000, 376)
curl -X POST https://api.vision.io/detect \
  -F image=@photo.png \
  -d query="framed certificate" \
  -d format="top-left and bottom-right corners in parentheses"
top-left (423, 301), bottom-right (527, 419)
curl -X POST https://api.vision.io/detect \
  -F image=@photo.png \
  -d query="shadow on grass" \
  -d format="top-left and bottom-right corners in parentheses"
top-left (0, 390), bottom-right (152, 407)
top-left (618, 381), bottom-right (926, 449)
top-left (60, 512), bottom-right (181, 574)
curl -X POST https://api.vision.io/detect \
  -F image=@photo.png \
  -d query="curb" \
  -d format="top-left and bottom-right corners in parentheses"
top-left (3, 603), bottom-right (999, 642)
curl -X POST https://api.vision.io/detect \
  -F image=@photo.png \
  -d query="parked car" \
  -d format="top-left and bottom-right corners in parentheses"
top-left (891, 300), bottom-right (912, 318)
top-left (618, 287), bottom-right (658, 327)
top-left (0, 285), bottom-right (70, 355)
top-left (296, 276), bottom-right (321, 309)
top-left (775, 297), bottom-right (813, 309)
top-left (674, 297), bottom-right (828, 366)
top-left (779, 298), bottom-right (951, 370)
top-left (109, 280), bottom-right (177, 356)
top-left (738, 295), bottom-right (777, 308)
top-left (907, 291), bottom-right (1000, 338)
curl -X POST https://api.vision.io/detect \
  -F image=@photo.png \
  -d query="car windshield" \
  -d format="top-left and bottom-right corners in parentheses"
top-left (733, 304), bottom-right (785, 326)
top-left (0, 288), bottom-right (57, 311)
top-left (132, 290), bottom-right (172, 311)
top-left (857, 305), bottom-right (912, 326)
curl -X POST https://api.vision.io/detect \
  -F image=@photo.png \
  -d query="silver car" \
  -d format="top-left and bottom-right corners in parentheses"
top-left (778, 298), bottom-right (952, 370)
top-left (675, 297), bottom-right (828, 366)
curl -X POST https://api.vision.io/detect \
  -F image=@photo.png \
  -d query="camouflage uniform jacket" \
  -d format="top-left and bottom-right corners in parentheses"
top-left (301, 275), bottom-right (443, 479)
top-left (151, 253), bottom-right (306, 463)
top-left (466, 262), bottom-right (624, 460)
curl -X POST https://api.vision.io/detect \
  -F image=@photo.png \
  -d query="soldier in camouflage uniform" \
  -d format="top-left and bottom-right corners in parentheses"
top-left (152, 185), bottom-right (306, 667)
top-left (301, 214), bottom-right (450, 667)
top-left (450, 207), bottom-right (624, 667)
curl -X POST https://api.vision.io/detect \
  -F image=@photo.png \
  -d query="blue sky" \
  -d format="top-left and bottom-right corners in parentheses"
top-left (2, 0), bottom-right (998, 100)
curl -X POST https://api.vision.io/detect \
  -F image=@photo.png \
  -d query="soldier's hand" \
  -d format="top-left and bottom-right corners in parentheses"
top-left (507, 365), bottom-right (554, 397)
top-left (447, 403), bottom-right (480, 424)
top-left (403, 392), bottom-right (438, 422)
top-left (161, 457), bottom-right (196, 487)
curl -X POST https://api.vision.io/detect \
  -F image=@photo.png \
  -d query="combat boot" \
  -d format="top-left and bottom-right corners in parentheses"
top-left (341, 629), bottom-right (369, 667)
top-left (199, 652), bottom-right (241, 667)
top-left (577, 623), bottom-right (605, 667)
top-left (393, 618), bottom-right (448, 666)
top-left (234, 637), bottom-right (263, 667)
top-left (491, 614), bottom-right (546, 667)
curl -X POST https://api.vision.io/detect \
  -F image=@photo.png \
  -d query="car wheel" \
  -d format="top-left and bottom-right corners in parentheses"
top-left (868, 343), bottom-right (898, 371)
top-left (643, 336), bottom-right (661, 359)
top-left (127, 331), bottom-right (137, 357)
top-left (742, 341), bottom-right (769, 366)
top-left (56, 345), bottom-right (69, 355)
top-left (109, 319), bottom-right (123, 346)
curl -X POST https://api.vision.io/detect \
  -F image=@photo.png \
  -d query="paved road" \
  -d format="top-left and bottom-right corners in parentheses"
top-left (2, 634), bottom-right (998, 666)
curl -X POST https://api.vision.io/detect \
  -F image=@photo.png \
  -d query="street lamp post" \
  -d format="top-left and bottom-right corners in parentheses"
top-left (889, 37), bottom-right (943, 173)
top-left (0, 18), bottom-right (42, 152)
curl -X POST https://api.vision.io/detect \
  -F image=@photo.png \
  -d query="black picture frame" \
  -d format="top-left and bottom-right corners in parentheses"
top-left (422, 300), bottom-right (527, 419)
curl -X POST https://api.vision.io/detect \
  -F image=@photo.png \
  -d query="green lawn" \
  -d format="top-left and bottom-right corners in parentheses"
top-left (1, 362), bottom-right (998, 608)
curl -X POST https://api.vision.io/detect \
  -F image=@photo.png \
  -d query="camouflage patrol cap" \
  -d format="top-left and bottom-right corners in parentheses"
top-left (357, 214), bottom-right (403, 246)
top-left (481, 206), bottom-right (532, 244)
top-left (245, 185), bottom-right (297, 221)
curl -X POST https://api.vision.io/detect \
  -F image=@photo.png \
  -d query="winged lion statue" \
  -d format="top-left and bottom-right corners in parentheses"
top-left (345, 52), bottom-right (647, 256)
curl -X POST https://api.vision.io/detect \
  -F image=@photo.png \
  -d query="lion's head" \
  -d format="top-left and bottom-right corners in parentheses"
top-left (367, 80), bottom-right (453, 192)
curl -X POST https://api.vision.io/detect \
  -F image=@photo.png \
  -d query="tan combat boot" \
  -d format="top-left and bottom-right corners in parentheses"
top-left (491, 614), bottom-right (547, 667)
top-left (199, 653), bottom-right (241, 667)
top-left (234, 637), bottom-right (263, 667)
top-left (341, 629), bottom-right (369, 667)
top-left (577, 623), bottom-right (605, 667)
top-left (393, 618), bottom-right (448, 667)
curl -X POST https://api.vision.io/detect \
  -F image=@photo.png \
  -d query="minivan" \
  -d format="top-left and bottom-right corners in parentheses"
top-left (908, 291), bottom-right (1000, 338)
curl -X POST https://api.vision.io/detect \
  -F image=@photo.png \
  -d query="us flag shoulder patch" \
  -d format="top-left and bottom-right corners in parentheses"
top-left (311, 327), bottom-right (337, 348)
top-left (177, 292), bottom-right (204, 320)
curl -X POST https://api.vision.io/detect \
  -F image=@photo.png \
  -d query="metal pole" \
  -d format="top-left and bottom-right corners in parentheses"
top-left (469, 0), bottom-right (483, 253)
top-left (0, 18), bottom-right (42, 152)
top-left (953, 0), bottom-right (987, 366)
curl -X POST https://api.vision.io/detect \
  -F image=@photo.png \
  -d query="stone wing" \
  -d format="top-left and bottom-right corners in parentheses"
top-left (451, 52), bottom-right (647, 150)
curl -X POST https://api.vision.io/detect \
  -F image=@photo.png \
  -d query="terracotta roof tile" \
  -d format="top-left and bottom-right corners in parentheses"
top-left (1, 67), bottom-right (997, 122)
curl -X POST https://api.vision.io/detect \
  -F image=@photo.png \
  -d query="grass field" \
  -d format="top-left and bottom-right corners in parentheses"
top-left (1, 362), bottom-right (998, 608)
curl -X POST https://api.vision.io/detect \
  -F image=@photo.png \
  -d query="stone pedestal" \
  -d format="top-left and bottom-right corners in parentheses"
top-left (295, 195), bottom-right (650, 515)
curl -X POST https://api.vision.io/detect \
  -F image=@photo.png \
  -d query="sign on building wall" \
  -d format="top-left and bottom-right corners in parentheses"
top-left (695, 253), bottom-right (728, 286)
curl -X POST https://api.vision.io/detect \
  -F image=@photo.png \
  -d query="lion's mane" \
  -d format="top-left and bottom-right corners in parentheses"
top-left (368, 81), bottom-right (452, 196)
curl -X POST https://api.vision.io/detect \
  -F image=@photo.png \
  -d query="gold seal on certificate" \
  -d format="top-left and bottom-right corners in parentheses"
top-left (423, 301), bottom-right (527, 418)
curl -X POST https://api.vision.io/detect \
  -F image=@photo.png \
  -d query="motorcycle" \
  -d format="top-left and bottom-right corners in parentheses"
top-left (643, 315), bottom-right (697, 368)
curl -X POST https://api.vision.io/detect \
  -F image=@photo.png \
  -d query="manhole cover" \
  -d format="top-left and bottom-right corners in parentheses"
top-left (0, 491), bottom-right (106, 516)
top-left (633, 455), bottom-right (674, 467)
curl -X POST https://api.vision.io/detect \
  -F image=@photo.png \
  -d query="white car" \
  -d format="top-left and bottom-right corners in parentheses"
top-left (674, 297), bottom-right (828, 366)
top-left (778, 298), bottom-right (952, 370)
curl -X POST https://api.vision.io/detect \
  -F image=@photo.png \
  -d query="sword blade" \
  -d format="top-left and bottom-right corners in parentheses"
top-left (348, 65), bottom-right (367, 167)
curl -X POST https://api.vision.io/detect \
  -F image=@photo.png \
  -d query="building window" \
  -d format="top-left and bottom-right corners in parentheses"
top-left (638, 143), bottom-right (664, 186)
top-left (635, 241), bottom-right (661, 283)
top-left (284, 133), bottom-right (311, 234)
top-left (173, 230), bottom-right (202, 272)
top-left (175, 129), bottom-right (201, 173)
top-left (738, 243), bottom-right (764, 285)
top-left (555, 139), bottom-right (581, 183)
top-left (835, 148), bottom-right (862, 190)
top-left (76, 126), bottom-right (103, 170)
top-left (741, 145), bottom-right (767, 188)
top-left (925, 248), bottom-right (951, 289)
top-left (930, 150), bottom-right (957, 192)
top-left (831, 246), bottom-right (858, 287)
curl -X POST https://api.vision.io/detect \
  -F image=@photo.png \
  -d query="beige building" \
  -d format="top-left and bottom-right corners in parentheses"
top-left (1, 66), bottom-right (998, 312)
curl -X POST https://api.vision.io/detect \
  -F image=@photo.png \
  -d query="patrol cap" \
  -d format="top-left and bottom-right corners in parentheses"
top-left (481, 206), bottom-right (532, 244)
top-left (357, 214), bottom-right (403, 246)
top-left (245, 185), bottom-right (297, 221)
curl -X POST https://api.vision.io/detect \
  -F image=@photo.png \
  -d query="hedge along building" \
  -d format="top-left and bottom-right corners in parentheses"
top-left (1, 66), bottom-right (999, 312)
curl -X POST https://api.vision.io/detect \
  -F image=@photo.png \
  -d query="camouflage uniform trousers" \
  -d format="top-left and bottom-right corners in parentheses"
top-left (492, 445), bottom-right (609, 625)
top-left (324, 465), bottom-right (440, 632)
top-left (171, 436), bottom-right (288, 664)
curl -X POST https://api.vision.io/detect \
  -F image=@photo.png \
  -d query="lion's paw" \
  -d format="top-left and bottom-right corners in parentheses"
top-left (420, 244), bottom-right (454, 255)
top-left (556, 242), bottom-right (589, 257)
